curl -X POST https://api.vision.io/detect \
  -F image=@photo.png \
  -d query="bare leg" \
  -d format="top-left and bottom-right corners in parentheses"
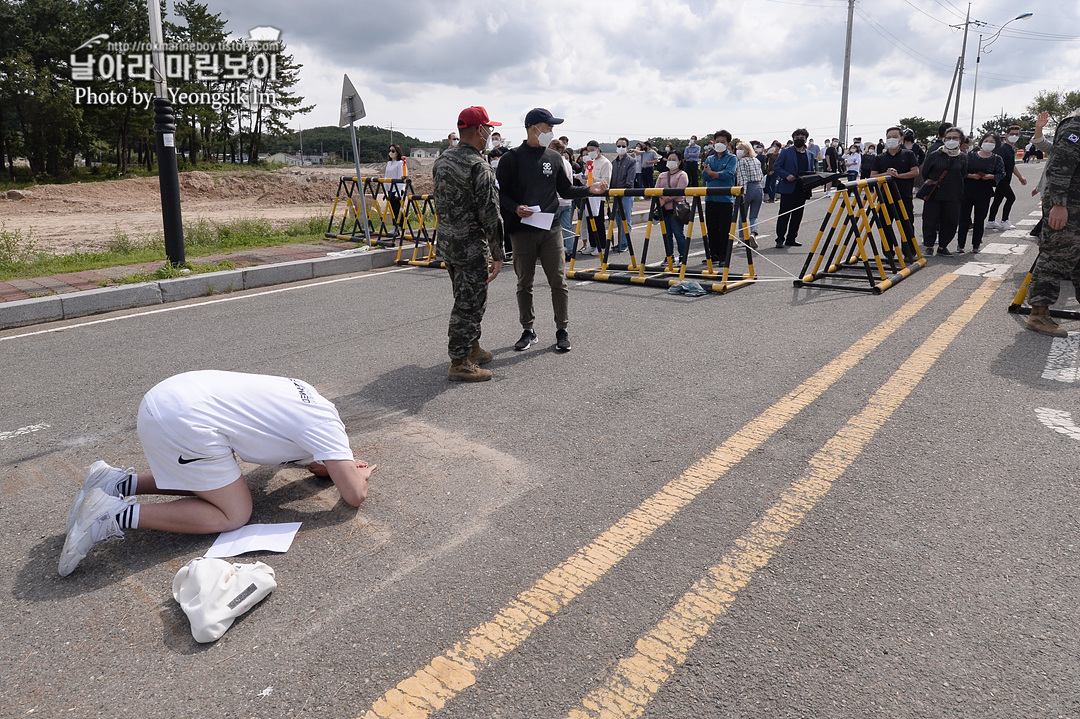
top-left (133, 473), bottom-right (195, 497)
top-left (137, 475), bottom-right (253, 534)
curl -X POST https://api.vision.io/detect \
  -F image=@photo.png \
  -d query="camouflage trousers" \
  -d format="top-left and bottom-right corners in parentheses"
top-left (1029, 205), bottom-right (1080, 307)
top-left (445, 258), bottom-right (489, 360)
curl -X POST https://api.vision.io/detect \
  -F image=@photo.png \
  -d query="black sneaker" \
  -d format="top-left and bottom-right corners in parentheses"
top-left (555, 329), bottom-right (571, 353)
top-left (785, 240), bottom-right (803, 247)
top-left (514, 329), bottom-right (538, 351)
top-left (936, 247), bottom-right (952, 257)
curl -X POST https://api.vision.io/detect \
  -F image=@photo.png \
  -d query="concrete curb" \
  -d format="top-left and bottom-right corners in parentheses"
top-left (0, 246), bottom-right (410, 331)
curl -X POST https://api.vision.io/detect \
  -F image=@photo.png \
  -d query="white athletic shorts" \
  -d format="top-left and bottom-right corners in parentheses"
top-left (137, 398), bottom-right (243, 492)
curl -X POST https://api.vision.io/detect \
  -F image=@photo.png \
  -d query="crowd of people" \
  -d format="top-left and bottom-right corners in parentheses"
top-left (438, 119), bottom-right (1041, 262)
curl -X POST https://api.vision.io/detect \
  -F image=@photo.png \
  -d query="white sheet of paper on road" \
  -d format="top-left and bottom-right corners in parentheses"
top-left (205, 522), bottom-right (302, 558)
top-left (521, 205), bottom-right (555, 231)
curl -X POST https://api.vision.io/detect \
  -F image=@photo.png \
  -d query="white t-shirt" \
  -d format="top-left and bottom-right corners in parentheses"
top-left (844, 151), bottom-right (862, 173)
top-left (384, 159), bottom-right (406, 195)
top-left (142, 370), bottom-right (353, 467)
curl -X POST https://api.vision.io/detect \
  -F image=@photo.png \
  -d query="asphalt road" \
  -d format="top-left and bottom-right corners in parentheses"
top-left (2, 162), bottom-right (1078, 719)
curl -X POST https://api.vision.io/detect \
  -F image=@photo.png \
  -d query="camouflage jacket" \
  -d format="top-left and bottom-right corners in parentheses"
top-left (1044, 111), bottom-right (1080, 208)
top-left (432, 144), bottom-right (505, 264)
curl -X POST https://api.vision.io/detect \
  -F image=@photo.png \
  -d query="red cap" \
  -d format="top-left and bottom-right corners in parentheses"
top-left (456, 106), bottom-right (501, 129)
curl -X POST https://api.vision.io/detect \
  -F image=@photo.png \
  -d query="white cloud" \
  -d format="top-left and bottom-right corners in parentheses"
top-left (205, 0), bottom-right (1080, 145)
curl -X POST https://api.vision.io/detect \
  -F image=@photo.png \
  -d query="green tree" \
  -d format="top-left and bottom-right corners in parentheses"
top-left (1026, 89), bottom-right (1080, 128)
top-left (167, 0), bottom-right (228, 165)
top-left (975, 111), bottom-right (1034, 140)
top-left (897, 117), bottom-right (939, 145)
top-left (245, 45), bottom-right (312, 164)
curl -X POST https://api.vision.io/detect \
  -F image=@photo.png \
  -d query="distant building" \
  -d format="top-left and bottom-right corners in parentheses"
top-left (265, 152), bottom-right (302, 166)
top-left (411, 147), bottom-right (441, 159)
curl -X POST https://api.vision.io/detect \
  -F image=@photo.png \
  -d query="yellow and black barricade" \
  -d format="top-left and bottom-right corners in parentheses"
top-left (394, 194), bottom-right (443, 268)
top-left (1007, 255), bottom-right (1080, 320)
top-left (793, 175), bottom-right (925, 294)
top-left (566, 186), bottom-right (757, 294)
top-left (325, 176), bottom-right (413, 245)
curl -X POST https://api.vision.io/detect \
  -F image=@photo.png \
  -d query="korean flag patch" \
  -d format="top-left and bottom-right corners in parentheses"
top-left (1069, 133), bottom-right (1080, 143)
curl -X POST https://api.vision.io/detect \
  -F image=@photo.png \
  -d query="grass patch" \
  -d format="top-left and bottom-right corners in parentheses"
top-left (0, 215), bottom-right (330, 282)
top-left (112, 259), bottom-right (237, 285)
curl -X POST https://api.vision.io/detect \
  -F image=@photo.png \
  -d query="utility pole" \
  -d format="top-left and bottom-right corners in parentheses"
top-left (838, 0), bottom-right (855, 146)
top-left (952, 3), bottom-right (972, 128)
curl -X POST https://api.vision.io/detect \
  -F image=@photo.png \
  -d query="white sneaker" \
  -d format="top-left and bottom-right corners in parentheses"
top-left (985, 220), bottom-right (1001, 230)
top-left (66, 461), bottom-right (135, 534)
top-left (1001, 220), bottom-right (1016, 230)
top-left (59, 488), bottom-right (135, 576)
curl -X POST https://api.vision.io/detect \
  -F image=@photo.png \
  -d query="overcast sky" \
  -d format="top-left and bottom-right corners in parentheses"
top-left (205, 0), bottom-right (1079, 146)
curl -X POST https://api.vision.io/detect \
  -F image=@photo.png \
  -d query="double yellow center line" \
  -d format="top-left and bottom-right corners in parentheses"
top-left (361, 272), bottom-right (995, 719)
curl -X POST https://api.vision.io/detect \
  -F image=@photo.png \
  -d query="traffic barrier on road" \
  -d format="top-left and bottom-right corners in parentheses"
top-left (566, 187), bottom-right (758, 294)
top-left (325, 176), bottom-right (412, 245)
top-left (793, 176), bottom-right (925, 294)
top-left (393, 194), bottom-right (443, 268)
top-left (1007, 256), bottom-right (1080, 320)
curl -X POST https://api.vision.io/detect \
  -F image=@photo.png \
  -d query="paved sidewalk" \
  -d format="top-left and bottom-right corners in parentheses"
top-left (0, 240), bottom-right (358, 303)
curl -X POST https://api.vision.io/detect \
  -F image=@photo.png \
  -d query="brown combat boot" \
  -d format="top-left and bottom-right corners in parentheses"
top-left (1026, 305), bottom-right (1068, 337)
top-left (468, 339), bottom-right (493, 365)
top-left (448, 358), bottom-right (492, 382)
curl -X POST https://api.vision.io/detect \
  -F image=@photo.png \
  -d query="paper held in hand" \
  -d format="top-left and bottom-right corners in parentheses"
top-left (521, 205), bottom-right (555, 231)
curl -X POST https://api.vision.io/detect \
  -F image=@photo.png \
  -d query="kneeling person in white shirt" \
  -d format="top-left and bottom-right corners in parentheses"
top-left (59, 370), bottom-right (376, 576)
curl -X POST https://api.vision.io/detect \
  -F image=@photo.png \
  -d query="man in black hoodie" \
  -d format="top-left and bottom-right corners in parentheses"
top-left (496, 108), bottom-right (607, 353)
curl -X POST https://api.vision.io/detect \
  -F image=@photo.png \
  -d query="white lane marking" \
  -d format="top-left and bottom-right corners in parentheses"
top-left (0, 266), bottom-right (415, 343)
top-left (1001, 229), bottom-right (1032, 238)
top-left (952, 262), bottom-right (1013, 278)
top-left (1041, 332), bottom-right (1080, 383)
top-left (1016, 219), bottom-right (1039, 226)
top-left (1029, 210), bottom-right (1043, 217)
top-left (1035, 407), bottom-right (1080, 442)
top-left (978, 243), bottom-right (1029, 255)
top-left (574, 281), bottom-right (594, 286)
top-left (0, 423), bottom-right (49, 441)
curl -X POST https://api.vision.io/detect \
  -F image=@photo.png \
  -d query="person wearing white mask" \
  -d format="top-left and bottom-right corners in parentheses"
top-left (957, 132), bottom-right (1006, 254)
top-left (918, 126), bottom-right (968, 256)
top-left (683, 135), bottom-right (701, 186)
top-left (496, 108), bottom-right (608, 353)
top-left (871, 126), bottom-right (921, 250)
top-left (656, 150), bottom-right (689, 262)
top-left (986, 123), bottom-right (1028, 230)
top-left (702, 129), bottom-right (738, 264)
top-left (610, 136), bottom-right (637, 253)
top-left (447, 132), bottom-right (459, 150)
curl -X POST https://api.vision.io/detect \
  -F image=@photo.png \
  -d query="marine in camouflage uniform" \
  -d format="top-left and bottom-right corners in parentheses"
top-left (1028, 109), bottom-right (1080, 336)
top-left (432, 125), bottom-right (505, 375)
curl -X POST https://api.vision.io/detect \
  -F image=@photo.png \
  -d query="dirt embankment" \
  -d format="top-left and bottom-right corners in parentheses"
top-left (0, 162), bottom-right (435, 255)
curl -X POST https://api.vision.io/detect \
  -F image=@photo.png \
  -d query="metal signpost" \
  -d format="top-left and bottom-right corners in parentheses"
top-left (147, 0), bottom-right (185, 266)
top-left (339, 74), bottom-right (371, 244)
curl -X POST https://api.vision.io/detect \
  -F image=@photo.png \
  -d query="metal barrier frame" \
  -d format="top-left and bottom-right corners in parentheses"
top-left (565, 187), bottom-right (757, 294)
top-left (325, 176), bottom-right (413, 246)
top-left (793, 176), bottom-right (925, 294)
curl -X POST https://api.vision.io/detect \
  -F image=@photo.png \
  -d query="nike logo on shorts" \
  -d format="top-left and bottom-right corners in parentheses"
top-left (178, 455), bottom-right (208, 464)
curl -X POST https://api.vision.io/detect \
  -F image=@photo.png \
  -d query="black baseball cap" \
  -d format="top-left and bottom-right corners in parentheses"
top-left (524, 107), bottom-right (564, 128)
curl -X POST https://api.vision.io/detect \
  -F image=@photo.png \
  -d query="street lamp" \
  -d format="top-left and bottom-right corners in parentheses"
top-left (969, 12), bottom-right (1034, 138)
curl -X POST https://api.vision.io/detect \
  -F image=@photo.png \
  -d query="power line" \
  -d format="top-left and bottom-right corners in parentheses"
top-left (899, 0), bottom-right (954, 27)
top-left (854, 7), bottom-right (954, 70)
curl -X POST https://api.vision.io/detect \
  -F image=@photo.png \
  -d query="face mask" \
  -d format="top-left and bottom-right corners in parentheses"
top-left (981, 141), bottom-right (996, 153)
top-left (450, 139), bottom-right (459, 147)
top-left (537, 130), bottom-right (554, 147)
top-left (389, 152), bottom-right (397, 159)
top-left (616, 146), bottom-right (627, 155)
top-left (714, 142), bottom-right (726, 153)
top-left (944, 139), bottom-right (960, 150)
top-left (736, 149), bottom-right (746, 158)
top-left (904, 140), bottom-right (913, 147)
top-left (793, 138), bottom-right (806, 148)
top-left (492, 139), bottom-right (501, 148)
top-left (1007, 134), bottom-right (1019, 143)
top-left (667, 160), bottom-right (679, 170)
top-left (885, 138), bottom-right (900, 150)
top-left (588, 150), bottom-right (598, 160)
top-left (690, 139), bottom-right (697, 145)
top-left (491, 158), bottom-right (500, 170)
